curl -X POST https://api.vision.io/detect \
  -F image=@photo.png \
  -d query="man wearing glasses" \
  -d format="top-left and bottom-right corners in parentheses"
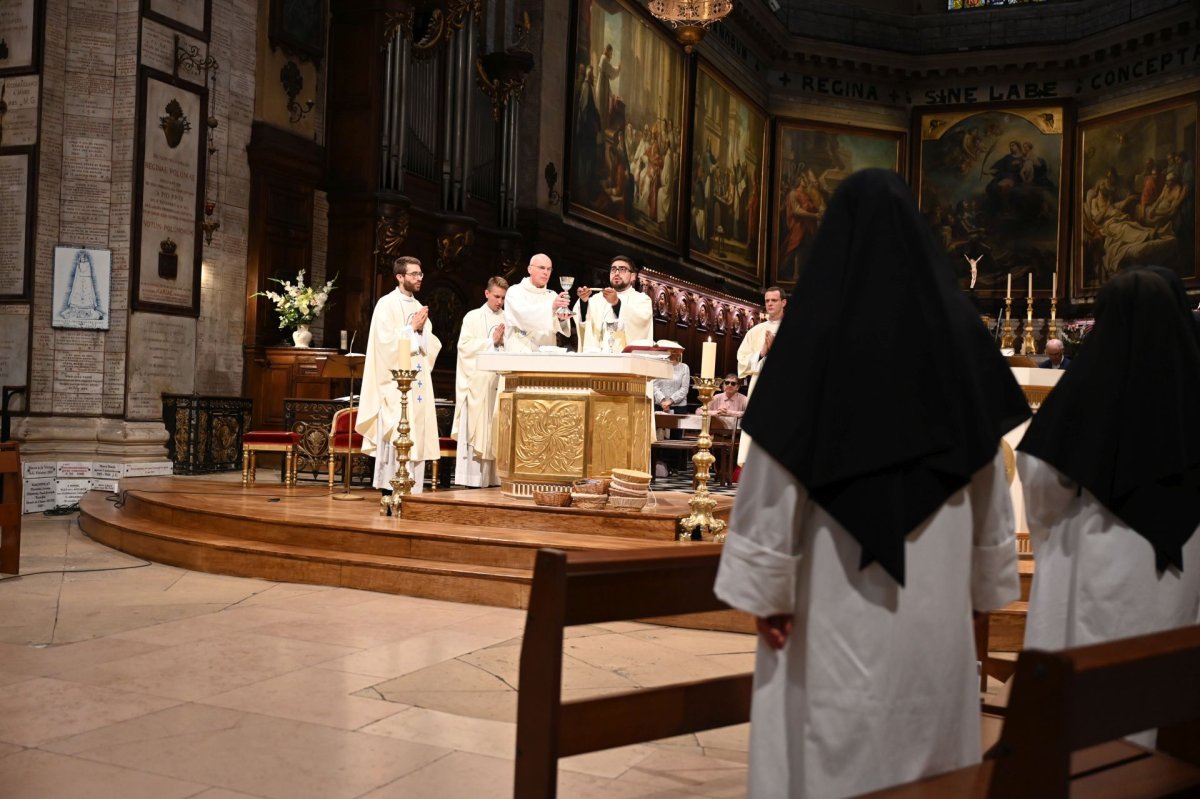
top-left (504, 253), bottom-right (572, 352)
top-left (710, 373), bottom-right (748, 417)
top-left (357, 256), bottom-right (443, 501)
top-left (573, 255), bottom-right (654, 351)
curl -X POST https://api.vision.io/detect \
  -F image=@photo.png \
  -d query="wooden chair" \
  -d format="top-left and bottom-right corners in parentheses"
top-left (514, 545), bottom-right (752, 799)
top-left (650, 412), bottom-right (740, 487)
top-left (242, 431), bottom-right (299, 486)
top-left (0, 442), bottom-right (20, 574)
top-left (326, 407), bottom-right (367, 489)
top-left (853, 624), bottom-right (1200, 798)
top-left (429, 436), bottom-right (456, 490)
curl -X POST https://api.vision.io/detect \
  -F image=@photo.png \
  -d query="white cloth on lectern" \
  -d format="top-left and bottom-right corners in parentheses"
top-left (714, 443), bottom-right (1019, 799)
top-left (735, 319), bottom-right (780, 466)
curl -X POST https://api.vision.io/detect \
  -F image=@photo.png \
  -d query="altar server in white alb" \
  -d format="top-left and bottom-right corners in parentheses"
top-left (715, 170), bottom-right (1028, 799)
top-left (572, 255), bottom-right (653, 352)
top-left (453, 276), bottom-right (508, 488)
top-left (734, 286), bottom-right (785, 465)
top-left (1018, 268), bottom-right (1200, 742)
top-left (503, 253), bottom-right (571, 352)
top-left (356, 255), bottom-right (442, 496)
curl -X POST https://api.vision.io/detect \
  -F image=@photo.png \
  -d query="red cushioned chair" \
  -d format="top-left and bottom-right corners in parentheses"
top-left (242, 431), bottom-right (300, 486)
top-left (430, 436), bottom-right (457, 491)
top-left (327, 407), bottom-right (366, 490)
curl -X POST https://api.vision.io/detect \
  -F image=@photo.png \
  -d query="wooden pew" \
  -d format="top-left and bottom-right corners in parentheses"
top-left (0, 441), bottom-right (21, 574)
top-left (514, 545), bottom-right (752, 799)
top-left (854, 624), bottom-right (1200, 798)
top-left (651, 412), bottom-right (740, 485)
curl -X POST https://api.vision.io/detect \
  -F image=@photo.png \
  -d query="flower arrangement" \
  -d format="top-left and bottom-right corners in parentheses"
top-left (1061, 319), bottom-right (1095, 355)
top-left (254, 270), bottom-right (336, 329)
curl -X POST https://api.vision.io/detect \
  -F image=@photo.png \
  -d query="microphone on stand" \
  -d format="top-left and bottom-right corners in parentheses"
top-left (348, 330), bottom-right (358, 355)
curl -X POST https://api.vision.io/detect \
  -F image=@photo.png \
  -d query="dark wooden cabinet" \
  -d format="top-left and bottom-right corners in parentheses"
top-left (245, 347), bottom-right (344, 431)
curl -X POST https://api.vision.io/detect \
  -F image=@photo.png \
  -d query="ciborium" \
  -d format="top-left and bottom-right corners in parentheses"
top-left (678, 376), bottom-right (727, 542)
top-left (383, 368), bottom-right (417, 517)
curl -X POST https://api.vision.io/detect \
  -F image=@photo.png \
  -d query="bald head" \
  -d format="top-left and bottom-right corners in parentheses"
top-left (528, 253), bottom-right (553, 288)
top-left (1046, 338), bottom-right (1064, 366)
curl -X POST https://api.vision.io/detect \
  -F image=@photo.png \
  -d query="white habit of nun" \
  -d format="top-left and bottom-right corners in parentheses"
top-left (714, 442), bottom-right (1019, 799)
top-left (1019, 451), bottom-right (1200, 651)
top-left (453, 302), bottom-right (505, 487)
top-left (574, 286), bottom-right (654, 352)
top-left (356, 287), bottom-right (442, 492)
top-left (503, 277), bottom-right (570, 352)
top-left (734, 319), bottom-right (780, 465)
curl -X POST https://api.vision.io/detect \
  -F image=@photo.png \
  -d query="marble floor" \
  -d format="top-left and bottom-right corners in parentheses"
top-left (0, 512), bottom-right (754, 799)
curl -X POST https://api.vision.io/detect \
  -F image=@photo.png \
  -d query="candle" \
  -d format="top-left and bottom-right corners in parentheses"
top-left (701, 338), bottom-right (716, 380)
top-left (398, 335), bottom-right (412, 371)
top-left (1006, 273), bottom-right (1012, 299)
top-left (1027, 272), bottom-right (1033, 298)
top-left (340, 330), bottom-right (348, 350)
top-left (1052, 271), bottom-right (1057, 296)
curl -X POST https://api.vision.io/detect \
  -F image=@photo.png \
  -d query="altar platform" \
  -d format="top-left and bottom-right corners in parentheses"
top-left (77, 478), bottom-right (739, 624)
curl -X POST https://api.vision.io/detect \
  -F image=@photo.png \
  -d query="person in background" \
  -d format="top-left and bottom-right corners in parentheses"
top-left (452, 276), bottom-right (508, 488)
top-left (715, 169), bottom-right (1027, 799)
top-left (1041, 338), bottom-right (1069, 369)
top-left (709, 373), bottom-right (748, 417)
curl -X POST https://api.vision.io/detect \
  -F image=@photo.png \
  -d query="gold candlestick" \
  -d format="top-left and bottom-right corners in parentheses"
top-left (678, 376), bottom-right (727, 543)
top-left (383, 368), bottom-right (417, 517)
top-left (1000, 296), bottom-right (1015, 349)
top-left (1023, 296), bottom-right (1037, 356)
top-left (1047, 296), bottom-right (1058, 343)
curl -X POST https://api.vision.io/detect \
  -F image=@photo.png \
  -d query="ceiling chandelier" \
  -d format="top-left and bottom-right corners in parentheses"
top-left (647, 0), bottom-right (733, 52)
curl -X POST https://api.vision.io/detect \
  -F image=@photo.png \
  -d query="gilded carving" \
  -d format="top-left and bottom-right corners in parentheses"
top-left (374, 213), bottom-right (410, 272)
top-left (496, 396), bottom-right (512, 472)
top-left (592, 402), bottom-right (631, 473)
top-left (211, 417), bottom-right (240, 465)
top-left (436, 228), bottom-right (474, 268)
top-left (514, 399), bottom-right (585, 475)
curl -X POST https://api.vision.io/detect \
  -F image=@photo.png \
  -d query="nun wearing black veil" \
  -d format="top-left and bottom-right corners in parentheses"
top-left (713, 169), bottom-right (1028, 799)
top-left (1017, 269), bottom-right (1200, 747)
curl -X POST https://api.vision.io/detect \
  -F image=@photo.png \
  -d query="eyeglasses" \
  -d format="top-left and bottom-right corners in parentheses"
top-left (610, 266), bottom-right (632, 274)
top-left (722, 380), bottom-right (738, 386)
top-left (406, 272), bottom-right (424, 278)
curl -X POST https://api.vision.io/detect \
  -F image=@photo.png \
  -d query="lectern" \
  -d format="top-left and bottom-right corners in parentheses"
top-left (320, 353), bottom-right (366, 500)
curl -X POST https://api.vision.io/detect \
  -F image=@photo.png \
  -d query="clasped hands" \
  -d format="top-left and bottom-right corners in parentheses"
top-left (409, 306), bottom-right (430, 332)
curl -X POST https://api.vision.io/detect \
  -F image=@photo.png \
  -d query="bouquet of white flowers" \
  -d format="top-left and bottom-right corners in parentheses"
top-left (255, 270), bottom-right (336, 329)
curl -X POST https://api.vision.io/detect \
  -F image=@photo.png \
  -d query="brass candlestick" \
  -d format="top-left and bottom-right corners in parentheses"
top-left (1023, 295), bottom-right (1037, 356)
top-left (1000, 296), bottom-right (1015, 349)
top-left (383, 368), bottom-right (417, 517)
top-left (1047, 295), bottom-right (1059, 343)
top-left (678, 376), bottom-right (727, 543)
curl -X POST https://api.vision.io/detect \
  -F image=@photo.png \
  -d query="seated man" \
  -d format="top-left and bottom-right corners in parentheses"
top-left (653, 341), bottom-right (689, 441)
top-left (1041, 338), bottom-right (1070, 370)
top-left (710, 373), bottom-right (748, 417)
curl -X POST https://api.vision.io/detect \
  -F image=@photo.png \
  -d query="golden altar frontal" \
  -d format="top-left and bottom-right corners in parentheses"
top-left (477, 352), bottom-right (673, 498)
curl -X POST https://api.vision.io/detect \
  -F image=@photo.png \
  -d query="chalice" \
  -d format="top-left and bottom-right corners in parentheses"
top-left (557, 275), bottom-right (575, 319)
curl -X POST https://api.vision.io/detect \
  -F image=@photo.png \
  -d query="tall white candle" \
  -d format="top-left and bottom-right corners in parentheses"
top-left (701, 339), bottom-right (716, 380)
top-left (1052, 271), bottom-right (1057, 296)
top-left (1027, 272), bottom-right (1033, 298)
top-left (340, 330), bottom-right (348, 350)
top-left (1006, 273), bottom-right (1012, 299)
top-left (398, 336), bottom-right (412, 371)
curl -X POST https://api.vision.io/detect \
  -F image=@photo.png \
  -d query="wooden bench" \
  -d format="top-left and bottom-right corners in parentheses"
top-left (853, 624), bottom-right (1200, 798)
top-left (514, 545), bottom-right (753, 799)
top-left (651, 412), bottom-right (740, 486)
top-left (0, 441), bottom-right (21, 574)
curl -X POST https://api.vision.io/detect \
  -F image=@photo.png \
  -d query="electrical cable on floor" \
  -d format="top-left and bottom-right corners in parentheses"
top-left (0, 520), bottom-right (153, 582)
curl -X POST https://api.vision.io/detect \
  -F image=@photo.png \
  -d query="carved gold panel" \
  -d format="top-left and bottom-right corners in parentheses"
top-left (496, 395), bottom-right (512, 473)
top-left (513, 398), bottom-right (586, 478)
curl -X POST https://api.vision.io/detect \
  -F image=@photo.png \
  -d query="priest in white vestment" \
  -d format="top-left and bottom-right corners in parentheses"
top-left (453, 276), bottom-right (508, 487)
top-left (572, 255), bottom-right (653, 352)
top-left (714, 170), bottom-right (1028, 799)
top-left (734, 286), bottom-right (785, 465)
top-left (503, 253), bottom-right (571, 352)
top-left (356, 256), bottom-right (442, 496)
top-left (1018, 269), bottom-right (1200, 744)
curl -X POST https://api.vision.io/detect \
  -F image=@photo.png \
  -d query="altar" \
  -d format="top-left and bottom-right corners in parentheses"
top-left (478, 352), bottom-right (673, 497)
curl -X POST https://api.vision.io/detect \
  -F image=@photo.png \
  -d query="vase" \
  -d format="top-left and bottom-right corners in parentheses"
top-left (292, 324), bottom-right (313, 348)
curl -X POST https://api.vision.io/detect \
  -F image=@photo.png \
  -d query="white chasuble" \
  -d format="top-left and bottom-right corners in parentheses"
top-left (575, 287), bottom-right (654, 352)
top-left (735, 319), bottom-right (780, 465)
top-left (503, 278), bottom-right (569, 352)
top-left (453, 304), bottom-right (504, 486)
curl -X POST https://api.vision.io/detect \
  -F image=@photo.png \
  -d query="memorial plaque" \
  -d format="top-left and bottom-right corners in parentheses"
top-left (143, 0), bottom-right (211, 40)
top-left (127, 312), bottom-right (195, 420)
top-left (56, 478), bottom-right (92, 507)
top-left (131, 68), bottom-right (205, 316)
top-left (0, 150), bottom-right (33, 299)
top-left (0, 305), bottom-right (29, 407)
top-left (0, 0), bottom-right (39, 75)
top-left (52, 247), bottom-right (112, 330)
top-left (22, 478), bottom-right (55, 513)
top-left (0, 76), bottom-right (41, 145)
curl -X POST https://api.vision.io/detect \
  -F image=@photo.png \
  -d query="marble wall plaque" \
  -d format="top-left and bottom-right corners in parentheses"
top-left (132, 69), bottom-right (205, 315)
top-left (143, 0), bottom-right (211, 40)
top-left (0, 152), bottom-right (31, 297)
top-left (22, 478), bottom-right (56, 513)
top-left (0, 305), bottom-right (30, 407)
top-left (126, 312), bottom-right (195, 421)
top-left (0, 0), bottom-right (37, 74)
top-left (0, 76), bottom-right (40, 145)
top-left (53, 330), bottom-right (104, 415)
top-left (52, 247), bottom-right (112, 330)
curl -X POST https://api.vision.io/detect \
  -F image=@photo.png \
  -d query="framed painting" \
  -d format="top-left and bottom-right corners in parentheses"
top-left (270, 0), bottom-right (326, 63)
top-left (565, 0), bottom-right (687, 251)
top-left (0, 0), bottom-right (40, 76)
top-left (914, 104), bottom-right (1069, 297)
top-left (689, 62), bottom-right (768, 283)
top-left (131, 67), bottom-right (207, 317)
top-left (772, 120), bottom-right (905, 289)
top-left (1075, 93), bottom-right (1197, 295)
top-left (0, 147), bottom-right (36, 301)
top-left (142, 0), bottom-right (212, 40)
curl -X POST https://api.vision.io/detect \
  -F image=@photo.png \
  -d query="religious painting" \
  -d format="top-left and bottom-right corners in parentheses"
top-left (915, 104), bottom-right (1068, 297)
top-left (131, 67), bottom-right (207, 316)
top-left (689, 63), bottom-right (768, 282)
top-left (1075, 94), bottom-right (1198, 295)
top-left (0, 0), bottom-right (39, 76)
top-left (0, 147), bottom-right (35, 300)
top-left (52, 247), bottom-right (112, 331)
top-left (566, 0), bottom-right (687, 251)
top-left (773, 120), bottom-right (905, 289)
top-left (143, 0), bottom-right (212, 40)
